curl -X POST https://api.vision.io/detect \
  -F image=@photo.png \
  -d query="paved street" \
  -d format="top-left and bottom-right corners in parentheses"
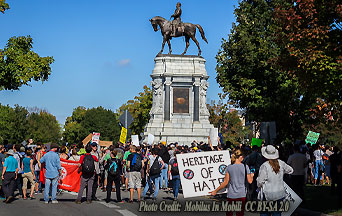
top-left (0, 187), bottom-right (259, 216)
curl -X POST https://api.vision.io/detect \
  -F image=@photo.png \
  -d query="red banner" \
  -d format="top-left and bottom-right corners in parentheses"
top-left (40, 158), bottom-right (81, 193)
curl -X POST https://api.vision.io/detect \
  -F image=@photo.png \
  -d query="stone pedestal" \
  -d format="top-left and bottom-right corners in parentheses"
top-left (144, 54), bottom-right (215, 145)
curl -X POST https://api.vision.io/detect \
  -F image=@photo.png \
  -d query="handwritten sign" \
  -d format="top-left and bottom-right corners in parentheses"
top-left (92, 132), bottom-right (100, 144)
top-left (177, 150), bottom-right (231, 198)
top-left (119, 127), bottom-right (127, 144)
top-left (251, 138), bottom-right (263, 147)
top-left (283, 183), bottom-right (302, 216)
top-left (305, 131), bottom-right (320, 145)
top-left (147, 133), bottom-right (154, 146)
top-left (131, 135), bottom-right (140, 147)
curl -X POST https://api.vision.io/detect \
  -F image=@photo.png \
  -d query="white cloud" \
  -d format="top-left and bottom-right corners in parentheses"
top-left (118, 59), bottom-right (131, 66)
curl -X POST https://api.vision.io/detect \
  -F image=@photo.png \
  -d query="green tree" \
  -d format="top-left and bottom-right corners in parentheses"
top-left (118, 85), bottom-right (152, 139)
top-left (63, 106), bottom-right (120, 144)
top-left (0, 36), bottom-right (54, 90)
top-left (0, 104), bottom-right (28, 145)
top-left (216, 0), bottom-right (305, 142)
top-left (0, 0), bottom-right (9, 13)
top-left (1, 2), bottom-right (54, 90)
top-left (26, 110), bottom-right (62, 143)
top-left (274, 0), bottom-right (342, 104)
top-left (208, 94), bottom-right (250, 146)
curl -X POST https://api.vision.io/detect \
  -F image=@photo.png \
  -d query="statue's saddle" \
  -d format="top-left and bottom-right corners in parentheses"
top-left (171, 22), bottom-right (185, 37)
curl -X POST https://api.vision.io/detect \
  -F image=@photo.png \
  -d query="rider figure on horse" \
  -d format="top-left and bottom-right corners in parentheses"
top-left (170, 2), bottom-right (183, 36)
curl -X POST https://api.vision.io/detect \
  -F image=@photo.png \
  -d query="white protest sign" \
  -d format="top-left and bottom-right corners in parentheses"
top-left (177, 150), bottom-right (231, 198)
top-left (147, 134), bottom-right (154, 145)
top-left (92, 132), bottom-right (100, 144)
top-left (283, 183), bottom-right (302, 216)
top-left (210, 128), bottom-right (219, 146)
top-left (131, 135), bottom-right (140, 147)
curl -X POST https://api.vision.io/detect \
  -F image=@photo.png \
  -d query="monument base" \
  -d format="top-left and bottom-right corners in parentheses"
top-left (143, 54), bottom-right (216, 146)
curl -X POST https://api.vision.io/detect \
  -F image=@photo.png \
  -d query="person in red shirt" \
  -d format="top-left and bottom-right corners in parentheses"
top-left (75, 144), bottom-right (98, 204)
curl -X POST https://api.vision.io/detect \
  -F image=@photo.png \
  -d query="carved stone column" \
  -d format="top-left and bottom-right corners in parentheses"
top-left (164, 77), bottom-right (172, 121)
top-left (193, 77), bottom-right (201, 122)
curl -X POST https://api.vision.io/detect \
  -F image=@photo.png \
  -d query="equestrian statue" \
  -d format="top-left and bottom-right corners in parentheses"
top-left (150, 2), bottom-right (208, 56)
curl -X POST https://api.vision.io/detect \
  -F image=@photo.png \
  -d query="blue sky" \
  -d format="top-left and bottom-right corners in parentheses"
top-left (0, 0), bottom-right (238, 125)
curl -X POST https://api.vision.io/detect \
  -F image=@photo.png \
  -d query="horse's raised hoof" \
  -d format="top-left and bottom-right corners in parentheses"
top-left (181, 52), bottom-right (186, 55)
top-left (168, 51), bottom-right (172, 55)
top-left (198, 52), bottom-right (202, 56)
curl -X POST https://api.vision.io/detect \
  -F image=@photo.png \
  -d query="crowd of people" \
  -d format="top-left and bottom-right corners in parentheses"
top-left (1, 138), bottom-right (342, 215)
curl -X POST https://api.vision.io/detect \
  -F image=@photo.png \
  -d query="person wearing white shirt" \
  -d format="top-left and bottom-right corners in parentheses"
top-left (313, 144), bottom-right (324, 185)
top-left (257, 145), bottom-right (293, 216)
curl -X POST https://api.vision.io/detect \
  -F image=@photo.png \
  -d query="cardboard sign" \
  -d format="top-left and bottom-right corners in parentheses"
top-left (210, 128), bottom-right (219, 146)
top-left (177, 150), bottom-right (231, 198)
top-left (92, 132), bottom-right (100, 144)
top-left (305, 131), bottom-right (320, 145)
top-left (120, 127), bottom-right (127, 144)
top-left (251, 138), bottom-right (263, 147)
top-left (131, 135), bottom-right (140, 147)
top-left (283, 183), bottom-right (302, 216)
top-left (147, 133), bottom-right (154, 145)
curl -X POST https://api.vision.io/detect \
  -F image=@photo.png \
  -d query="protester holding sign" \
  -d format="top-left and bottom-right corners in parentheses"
top-left (313, 144), bottom-right (324, 185)
top-left (210, 149), bottom-right (254, 216)
top-left (168, 151), bottom-right (181, 200)
top-left (257, 145), bottom-right (294, 216)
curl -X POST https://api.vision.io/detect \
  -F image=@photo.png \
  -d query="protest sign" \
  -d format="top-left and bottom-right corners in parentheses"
top-left (251, 138), bottom-right (263, 147)
top-left (91, 132), bottom-right (100, 144)
top-left (147, 133), bottom-right (154, 145)
top-left (177, 150), bottom-right (231, 198)
top-left (132, 135), bottom-right (140, 146)
top-left (40, 159), bottom-right (81, 193)
top-left (58, 159), bottom-right (82, 192)
top-left (120, 127), bottom-right (127, 144)
top-left (305, 131), bottom-right (320, 145)
top-left (283, 183), bottom-right (302, 216)
top-left (210, 128), bottom-right (219, 146)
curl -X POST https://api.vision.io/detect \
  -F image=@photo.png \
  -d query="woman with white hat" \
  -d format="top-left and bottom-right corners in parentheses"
top-left (257, 145), bottom-right (294, 216)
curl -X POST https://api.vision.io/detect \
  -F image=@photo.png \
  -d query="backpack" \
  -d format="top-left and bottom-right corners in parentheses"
top-left (108, 158), bottom-right (120, 176)
top-left (170, 159), bottom-right (179, 176)
top-left (149, 156), bottom-right (161, 176)
top-left (82, 154), bottom-right (95, 177)
top-left (131, 153), bottom-right (142, 171)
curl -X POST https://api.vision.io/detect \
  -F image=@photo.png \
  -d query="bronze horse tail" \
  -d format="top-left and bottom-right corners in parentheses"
top-left (195, 24), bottom-right (208, 44)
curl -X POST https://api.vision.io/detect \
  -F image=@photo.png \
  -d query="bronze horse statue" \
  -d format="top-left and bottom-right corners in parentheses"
top-left (150, 16), bottom-right (208, 56)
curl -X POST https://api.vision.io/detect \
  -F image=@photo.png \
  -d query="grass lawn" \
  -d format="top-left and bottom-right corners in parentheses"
top-left (302, 184), bottom-right (342, 215)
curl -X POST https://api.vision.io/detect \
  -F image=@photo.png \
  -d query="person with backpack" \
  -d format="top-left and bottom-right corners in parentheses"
top-left (105, 149), bottom-right (124, 203)
top-left (75, 144), bottom-right (98, 204)
top-left (168, 151), bottom-right (180, 200)
top-left (209, 149), bottom-right (254, 216)
top-left (126, 145), bottom-right (143, 203)
top-left (158, 142), bottom-right (170, 190)
top-left (142, 147), bottom-right (165, 201)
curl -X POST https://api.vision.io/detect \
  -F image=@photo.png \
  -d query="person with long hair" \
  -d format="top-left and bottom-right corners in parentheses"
top-left (257, 145), bottom-right (294, 216)
top-left (210, 149), bottom-right (254, 216)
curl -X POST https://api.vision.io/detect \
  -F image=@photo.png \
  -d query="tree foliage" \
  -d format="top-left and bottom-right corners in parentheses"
top-left (0, 0), bottom-right (9, 14)
top-left (118, 85), bottom-right (152, 138)
top-left (0, 104), bottom-right (61, 145)
top-left (274, 0), bottom-right (342, 103)
top-left (63, 106), bottom-right (121, 144)
top-left (0, 36), bottom-right (54, 90)
top-left (216, 0), bottom-right (341, 143)
top-left (27, 110), bottom-right (61, 143)
top-left (208, 94), bottom-right (250, 146)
